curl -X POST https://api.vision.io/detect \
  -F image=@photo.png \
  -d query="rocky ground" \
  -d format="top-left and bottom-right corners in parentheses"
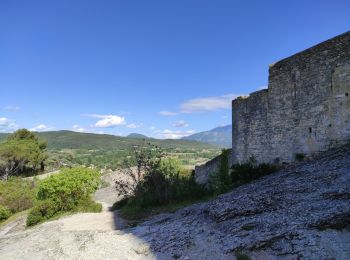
top-left (0, 146), bottom-right (350, 259)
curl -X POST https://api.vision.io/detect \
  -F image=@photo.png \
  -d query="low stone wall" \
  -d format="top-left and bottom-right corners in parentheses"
top-left (194, 149), bottom-right (232, 185)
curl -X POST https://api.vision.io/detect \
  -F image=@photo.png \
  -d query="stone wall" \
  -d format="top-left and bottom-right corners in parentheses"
top-left (194, 149), bottom-right (232, 185)
top-left (232, 31), bottom-right (350, 164)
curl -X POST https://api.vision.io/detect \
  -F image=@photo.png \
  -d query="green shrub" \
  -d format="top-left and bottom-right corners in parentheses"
top-left (37, 167), bottom-right (100, 211)
top-left (0, 205), bottom-right (11, 221)
top-left (26, 199), bottom-right (58, 226)
top-left (27, 167), bottom-right (101, 226)
top-left (235, 251), bottom-right (251, 260)
top-left (294, 153), bottom-right (305, 161)
top-left (116, 144), bottom-right (207, 212)
top-left (231, 161), bottom-right (277, 185)
top-left (209, 149), bottom-right (231, 194)
top-left (75, 198), bottom-right (102, 213)
top-left (0, 178), bottom-right (37, 214)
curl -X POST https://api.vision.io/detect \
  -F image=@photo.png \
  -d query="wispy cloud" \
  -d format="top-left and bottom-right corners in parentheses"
top-left (159, 93), bottom-right (244, 115)
top-left (127, 123), bottom-right (142, 129)
top-left (85, 114), bottom-right (126, 128)
top-left (157, 129), bottom-right (195, 139)
top-left (158, 111), bottom-right (178, 116)
top-left (30, 124), bottom-right (53, 132)
top-left (172, 120), bottom-right (189, 128)
top-left (4, 106), bottom-right (20, 111)
top-left (180, 94), bottom-right (242, 113)
top-left (0, 117), bottom-right (18, 132)
top-left (72, 124), bottom-right (86, 132)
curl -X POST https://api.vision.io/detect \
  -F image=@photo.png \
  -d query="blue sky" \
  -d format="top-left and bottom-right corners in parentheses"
top-left (0, 0), bottom-right (349, 138)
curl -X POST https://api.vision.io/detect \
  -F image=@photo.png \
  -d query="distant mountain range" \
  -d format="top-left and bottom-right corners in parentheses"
top-left (182, 125), bottom-right (232, 148)
top-left (0, 126), bottom-right (232, 149)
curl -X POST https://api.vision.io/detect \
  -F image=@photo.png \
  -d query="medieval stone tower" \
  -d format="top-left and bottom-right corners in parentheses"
top-left (232, 31), bottom-right (350, 164)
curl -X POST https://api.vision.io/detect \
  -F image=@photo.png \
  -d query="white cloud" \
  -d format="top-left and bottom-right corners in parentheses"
top-left (149, 126), bottom-right (156, 130)
top-left (4, 106), bottom-right (20, 111)
top-left (72, 124), bottom-right (86, 132)
top-left (180, 94), bottom-right (243, 113)
top-left (172, 120), bottom-right (189, 128)
top-left (127, 123), bottom-right (142, 129)
top-left (158, 129), bottom-right (195, 139)
top-left (158, 111), bottom-right (178, 116)
top-left (30, 124), bottom-right (53, 132)
top-left (86, 114), bottom-right (126, 128)
top-left (159, 93), bottom-right (244, 116)
top-left (0, 117), bottom-right (18, 132)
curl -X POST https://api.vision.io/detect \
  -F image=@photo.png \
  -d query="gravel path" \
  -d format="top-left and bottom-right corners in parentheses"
top-left (0, 170), bottom-right (161, 260)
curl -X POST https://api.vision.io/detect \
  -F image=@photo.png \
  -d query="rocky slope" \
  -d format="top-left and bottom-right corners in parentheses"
top-left (0, 145), bottom-right (349, 259)
top-left (131, 145), bottom-right (350, 259)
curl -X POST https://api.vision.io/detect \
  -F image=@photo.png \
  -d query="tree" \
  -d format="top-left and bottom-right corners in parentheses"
top-left (115, 142), bottom-right (164, 197)
top-left (0, 129), bottom-right (47, 180)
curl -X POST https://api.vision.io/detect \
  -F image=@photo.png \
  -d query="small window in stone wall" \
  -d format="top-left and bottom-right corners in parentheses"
top-left (309, 127), bottom-right (312, 134)
top-left (346, 93), bottom-right (349, 97)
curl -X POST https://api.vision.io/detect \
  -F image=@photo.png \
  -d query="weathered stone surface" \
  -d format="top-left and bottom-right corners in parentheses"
top-left (232, 31), bottom-right (350, 164)
top-left (131, 144), bottom-right (350, 259)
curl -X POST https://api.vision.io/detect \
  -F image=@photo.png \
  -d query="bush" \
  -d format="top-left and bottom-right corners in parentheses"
top-left (0, 205), bottom-right (11, 221)
top-left (209, 149), bottom-right (231, 194)
top-left (294, 153), bottom-right (305, 161)
top-left (37, 167), bottom-right (100, 211)
top-left (231, 161), bottom-right (277, 185)
top-left (26, 199), bottom-right (57, 226)
top-left (0, 177), bottom-right (37, 214)
top-left (116, 144), bottom-right (207, 211)
top-left (27, 167), bottom-right (101, 226)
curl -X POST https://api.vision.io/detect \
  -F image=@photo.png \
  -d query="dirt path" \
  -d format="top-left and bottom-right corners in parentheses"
top-left (0, 171), bottom-right (162, 260)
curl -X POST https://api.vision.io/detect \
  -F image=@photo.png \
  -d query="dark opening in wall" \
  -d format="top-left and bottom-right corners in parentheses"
top-left (346, 93), bottom-right (349, 97)
top-left (329, 124), bottom-right (332, 127)
top-left (309, 127), bottom-right (312, 134)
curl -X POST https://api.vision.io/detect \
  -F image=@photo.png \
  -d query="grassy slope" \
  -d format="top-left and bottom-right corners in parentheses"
top-left (0, 131), bottom-right (217, 150)
top-left (38, 131), bottom-right (217, 151)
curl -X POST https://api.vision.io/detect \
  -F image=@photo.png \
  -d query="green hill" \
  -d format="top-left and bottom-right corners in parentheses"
top-left (0, 131), bottom-right (220, 170)
top-left (126, 133), bottom-right (149, 139)
top-left (33, 130), bottom-right (216, 150)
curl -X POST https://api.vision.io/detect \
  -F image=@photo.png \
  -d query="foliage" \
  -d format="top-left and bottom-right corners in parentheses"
top-left (294, 153), bottom-right (306, 161)
top-left (0, 177), bottom-right (37, 214)
top-left (235, 251), bottom-right (251, 260)
top-left (26, 199), bottom-right (58, 226)
top-left (0, 205), bottom-right (11, 221)
top-left (27, 167), bottom-right (101, 226)
top-left (37, 167), bottom-right (100, 210)
top-left (115, 143), bottom-right (207, 212)
top-left (231, 159), bottom-right (277, 185)
top-left (0, 129), bottom-right (47, 180)
top-left (209, 149), bottom-right (231, 194)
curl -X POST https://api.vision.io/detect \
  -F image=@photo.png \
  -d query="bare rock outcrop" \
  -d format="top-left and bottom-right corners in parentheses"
top-left (131, 145), bottom-right (350, 259)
